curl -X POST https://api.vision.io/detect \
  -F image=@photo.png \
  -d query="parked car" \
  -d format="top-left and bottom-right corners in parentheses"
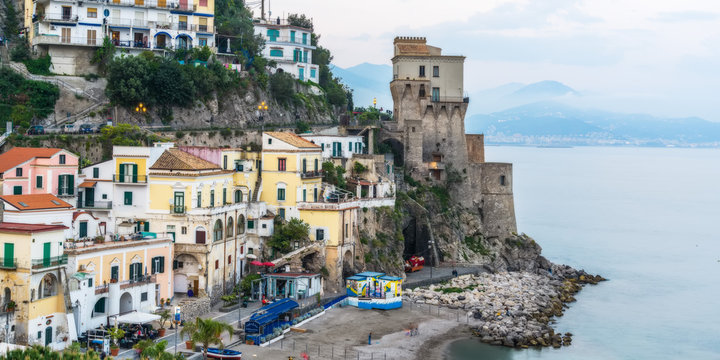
top-left (27, 125), bottom-right (45, 135)
top-left (79, 124), bottom-right (94, 134)
top-left (62, 124), bottom-right (77, 134)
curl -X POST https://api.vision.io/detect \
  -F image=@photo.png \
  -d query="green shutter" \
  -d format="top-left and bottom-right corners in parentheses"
top-left (129, 264), bottom-right (134, 280)
top-left (124, 191), bottom-right (132, 205)
top-left (36, 176), bottom-right (42, 188)
top-left (43, 242), bottom-right (51, 267)
top-left (159, 256), bottom-right (165, 273)
top-left (68, 175), bottom-right (74, 195)
top-left (144, 221), bottom-right (150, 232)
top-left (4, 243), bottom-right (14, 268)
top-left (79, 222), bottom-right (88, 238)
top-left (13, 186), bottom-right (21, 195)
top-left (111, 266), bottom-right (118, 280)
top-left (132, 164), bottom-right (138, 183)
top-left (119, 163), bottom-right (125, 182)
top-left (151, 257), bottom-right (156, 274)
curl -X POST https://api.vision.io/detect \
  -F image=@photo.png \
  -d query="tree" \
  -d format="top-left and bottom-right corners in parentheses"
top-left (353, 161), bottom-right (368, 175)
top-left (267, 218), bottom-right (310, 253)
top-left (133, 339), bottom-right (182, 360)
top-left (2, 0), bottom-right (20, 40)
top-left (287, 13), bottom-right (313, 30)
top-left (190, 317), bottom-right (234, 360)
top-left (269, 72), bottom-right (296, 104)
top-left (105, 56), bottom-right (153, 107)
top-left (91, 37), bottom-right (116, 75)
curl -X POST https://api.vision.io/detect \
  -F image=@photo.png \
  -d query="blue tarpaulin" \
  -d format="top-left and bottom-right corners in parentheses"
top-left (244, 298), bottom-right (298, 339)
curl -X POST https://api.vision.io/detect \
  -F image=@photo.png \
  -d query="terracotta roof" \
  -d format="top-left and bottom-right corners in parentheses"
top-left (266, 132), bottom-right (320, 148)
top-left (150, 149), bottom-right (220, 171)
top-left (0, 147), bottom-right (63, 173)
top-left (73, 211), bottom-right (98, 221)
top-left (0, 194), bottom-right (73, 211)
top-left (0, 222), bottom-right (67, 233)
top-left (78, 181), bottom-right (96, 188)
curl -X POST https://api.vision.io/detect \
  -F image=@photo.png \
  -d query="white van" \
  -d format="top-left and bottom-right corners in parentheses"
top-left (62, 124), bottom-right (77, 134)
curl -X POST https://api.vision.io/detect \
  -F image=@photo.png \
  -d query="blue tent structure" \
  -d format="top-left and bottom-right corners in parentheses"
top-left (243, 298), bottom-right (298, 343)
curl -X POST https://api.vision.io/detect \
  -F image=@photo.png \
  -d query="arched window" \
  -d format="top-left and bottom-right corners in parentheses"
top-left (237, 214), bottom-right (245, 235)
top-left (226, 217), bottom-right (234, 238)
top-left (234, 190), bottom-right (242, 203)
top-left (38, 273), bottom-right (58, 299)
top-left (93, 297), bottom-right (106, 316)
top-left (213, 219), bottom-right (223, 242)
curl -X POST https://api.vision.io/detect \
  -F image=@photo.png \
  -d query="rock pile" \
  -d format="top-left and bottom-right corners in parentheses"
top-left (404, 271), bottom-right (604, 348)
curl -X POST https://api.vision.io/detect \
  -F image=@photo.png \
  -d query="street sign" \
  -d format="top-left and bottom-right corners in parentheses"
top-left (174, 306), bottom-right (181, 322)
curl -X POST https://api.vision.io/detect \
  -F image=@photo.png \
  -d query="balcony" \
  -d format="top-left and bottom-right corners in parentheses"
top-left (0, 258), bottom-right (17, 269)
top-left (32, 35), bottom-right (100, 47)
top-left (254, 17), bottom-right (313, 31)
top-left (106, 17), bottom-right (213, 32)
top-left (120, 274), bottom-right (156, 290)
top-left (430, 96), bottom-right (470, 103)
top-left (169, 204), bottom-right (187, 215)
top-left (78, 200), bottom-right (112, 210)
top-left (104, 0), bottom-right (195, 12)
top-left (265, 36), bottom-right (315, 48)
top-left (113, 174), bottom-right (147, 184)
top-left (301, 170), bottom-right (323, 179)
top-left (57, 187), bottom-right (74, 196)
top-left (31, 254), bottom-right (68, 270)
top-left (37, 12), bottom-right (79, 23)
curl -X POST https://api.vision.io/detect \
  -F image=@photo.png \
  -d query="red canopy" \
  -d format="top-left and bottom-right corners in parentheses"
top-left (250, 260), bottom-right (263, 266)
top-left (262, 262), bottom-right (275, 267)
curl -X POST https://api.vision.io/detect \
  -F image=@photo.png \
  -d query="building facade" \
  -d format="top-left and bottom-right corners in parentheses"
top-left (253, 18), bottom-right (319, 82)
top-left (27, 0), bottom-right (216, 74)
top-left (0, 147), bottom-right (79, 205)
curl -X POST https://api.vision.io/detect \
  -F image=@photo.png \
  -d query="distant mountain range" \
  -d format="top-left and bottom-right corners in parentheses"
top-left (335, 64), bottom-right (720, 146)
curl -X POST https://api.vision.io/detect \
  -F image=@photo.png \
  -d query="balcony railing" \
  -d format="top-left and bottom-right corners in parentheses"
top-left (430, 96), bottom-right (470, 103)
top-left (267, 55), bottom-right (313, 64)
top-left (301, 170), bottom-right (323, 179)
top-left (265, 36), bottom-right (313, 47)
top-left (57, 187), bottom-right (74, 196)
top-left (31, 254), bottom-right (68, 270)
top-left (32, 35), bottom-right (100, 47)
top-left (113, 174), bottom-right (147, 183)
top-left (0, 258), bottom-right (17, 269)
top-left (119, 274), bottom-right (156, 289)
top-left (169, 204), bottom-right (187, 214)
top-left (37, 13), bottom-right (79, 23)
top-left (106, 17), bottom-right (214, 32)
top-left (104, 0), bottom-right (196, 12)
top-left (254, 17), bottom-right (313, 30)
top-left (78, 200), bottom-right (112, 209)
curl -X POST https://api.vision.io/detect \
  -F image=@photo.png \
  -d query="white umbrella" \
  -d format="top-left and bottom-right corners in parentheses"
top-left (246, 254), bottom-right (257, 259)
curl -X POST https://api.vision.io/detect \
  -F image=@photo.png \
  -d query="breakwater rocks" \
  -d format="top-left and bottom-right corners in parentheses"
top-left (404, 271), bottom-right (604, 348)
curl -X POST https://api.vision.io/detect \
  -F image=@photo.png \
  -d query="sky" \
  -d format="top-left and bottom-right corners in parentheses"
top-left (257, 0), bottom-right (720, 121)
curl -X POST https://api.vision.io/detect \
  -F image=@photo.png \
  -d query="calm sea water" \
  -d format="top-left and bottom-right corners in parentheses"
top-left (449, 146), bottom-right (720, 360)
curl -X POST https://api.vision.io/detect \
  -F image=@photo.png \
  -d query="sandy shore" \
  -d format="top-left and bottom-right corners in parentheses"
top-left (230, 304), bottom-right (474, 359)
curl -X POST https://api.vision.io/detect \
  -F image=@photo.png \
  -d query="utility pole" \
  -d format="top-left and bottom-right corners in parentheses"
top-left (261, 0), bottom-right (265, 19)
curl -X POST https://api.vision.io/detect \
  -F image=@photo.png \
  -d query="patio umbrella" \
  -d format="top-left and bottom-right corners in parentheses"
top-left (246, 254), bottom-right (257, 259)
top-left (250, 260), bottom-right (264, 266)
top-left (262, 262), bottom-right (275, 267)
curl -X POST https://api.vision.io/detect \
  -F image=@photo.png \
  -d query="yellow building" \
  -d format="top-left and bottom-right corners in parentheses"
top-left (146, 147), bottom-right (273, 300)
top-left (0, 223), bottom-right (71, 348)
top-left (260, 132), bottom-right (358, 292)
top-left (65, 233), bottom-right (173, 335)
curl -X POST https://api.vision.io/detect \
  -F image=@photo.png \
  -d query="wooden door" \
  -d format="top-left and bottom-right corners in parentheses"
top-left (193, 279), bottom-right (199, 295)
top-left (195, 230), bottom-right (205, 244)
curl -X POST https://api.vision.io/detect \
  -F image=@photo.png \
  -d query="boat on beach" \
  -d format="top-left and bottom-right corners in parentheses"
top-left (205, 348), bottom-right (242, 359)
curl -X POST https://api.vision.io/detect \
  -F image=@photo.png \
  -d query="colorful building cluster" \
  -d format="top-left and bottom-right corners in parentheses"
top-left (0, 129), bottom-right (395, 348)
top-left (253, 18), bottom-right (319, 83)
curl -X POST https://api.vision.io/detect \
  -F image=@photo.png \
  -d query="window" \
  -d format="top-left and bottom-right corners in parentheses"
top-left (199, 38), bottom-right (208, 46)
top-left (247, 220), bottom-right (255, 229)
top-left (345, 224), bottom-right (349, 238)
top-left (419, 84), bottom-right (426, 97)
top-left (88, 278), bottom-right (93, 287)
top-left (151, 256), bottom-right (165, 274)
top-left (302, 159), bottom-right (307, 173)
top-left (93, 167), bottom-right (99, 178)
top-left (349, 142), bottom-right (352, 151)
top-left (111, 266), bottom-right (119, 281)
top-left (433, 65), bottom-right (439, 77)
top-left (210, 190), bottom-right (215, 207)
top-left (61, 27), bottom-right (71, 44)
top-left (234, 190), bottom-right (241, 203)
top-left (58, 174), bottom-right (74, 195)
top-left (173, 191), bottom-right (184, 213)
top-left (310, 68), bottom-right (316, 78)
top-left (93, 298), bottom-right (106, 314)
top-left (302, 33), bottom-right (308, 45)
top-left (181, 226), bottom-right (187, 234)
top-left (197, 191), bottom-right (202, 208)
top-left (419, 65), bottom-right (425, 77)
top-left (129, 262), bottom-right (142, 281)
top-left (500, 175), bottom-right (506, 186)
top-left (268, 138), bottom-right (272, 145)
top-left (59, 155), bottom-right (66, 164)
top-left (303, 189), bottom-right (307, 202)
top-left (277, 187), bottom-right (285, 201)
top-left (36, 176), bottom-right (42, 188)
top-left (266, 29), bottom-right (279, 42)
top-left (313, 187), bottom-right (318, 202)
top-left (235, 161), bottom-right (243, 171)
top-left (316, 229), bottom-right (324, 241)
top-left (215, 260), bottom-right (219, 269)
top-left (102, 194), bottom-right (107, 199)
top-left (87, 29), bottom-right (97, 45)
top-left (262, 223), bottom-right (267, 229)
top-left (199, 17), bottom-right (208, 32)
top-left (124, 191), bottom-right (133, 205)
top-left (87, 7), bottom-right (97, 18)
top-left (278, 158), bottom-right (286, 171)
top-left (269, 49), bottom-right (283, 57)
top-left (314, 159), bottom-right (318, 171)
top-left (15, 168), bottom-right (22, 177)
top-left (228, 255), bottom-right (232, 264)
top-left (141, 292), bottom-right (148, 302)
top-left (226, 217), bottom-right (233, 238)
top-left (248, 248), bottom-right (254, 255)
top-left (213, 219), bottom-right (223, 241)
top-left (432, 87), bottom-right (440, 102)
top-left (223, 189), bottom-right (227, 204)
top-left (79, 221), bottom-right (88, 238)
top-left (199, 0), bottom-right (207, 6)
top-left (278, 208), bottom-right (285, 219)
top-left (12, 186), bottom-right (21, 195)
top-left (223, 155), bottom-right (227, 169)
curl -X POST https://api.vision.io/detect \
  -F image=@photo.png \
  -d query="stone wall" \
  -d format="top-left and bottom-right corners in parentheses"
top-left (179, 297), bottom-right (212, 323)
top-left (466, 134), bottom-right (485, 164)
top-left (480, 162), bottom-right (517, 239)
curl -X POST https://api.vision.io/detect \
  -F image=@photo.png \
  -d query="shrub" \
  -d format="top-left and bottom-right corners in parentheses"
top-left (269, 72), bottom-right (296, 104)
top-left (175, 131), bottom-right (185, 138)
top-left (24, 55), bottom-right (53, 75)
top-left (220, 128), bottom-right (232, 138)
top-left (10, 40), bottom-right (30, 61)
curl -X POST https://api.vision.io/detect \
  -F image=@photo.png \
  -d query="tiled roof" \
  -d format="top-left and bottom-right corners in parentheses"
top-left (150, 149), bottom-right (220, 171)
top-left (0, 147), bottom-right (63, 173)
top-left (0, 222), bottom-right (67, 233)
top-left (266, 132), bottom-right (320, 148)
top-left (78, 181), bottom-right (96, 188)
top-left (0, 194), bottom-right (73, 211)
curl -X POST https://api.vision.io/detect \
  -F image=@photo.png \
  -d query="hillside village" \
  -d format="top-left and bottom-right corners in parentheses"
top-left (0, 0), bottom-right (593, 357)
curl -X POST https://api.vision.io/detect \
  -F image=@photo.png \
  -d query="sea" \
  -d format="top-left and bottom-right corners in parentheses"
top-left (448, 146), bottom-right (720, 360)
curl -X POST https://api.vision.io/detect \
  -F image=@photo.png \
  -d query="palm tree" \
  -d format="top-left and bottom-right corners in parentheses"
top-left (190, 317), bottom-right (234, 360)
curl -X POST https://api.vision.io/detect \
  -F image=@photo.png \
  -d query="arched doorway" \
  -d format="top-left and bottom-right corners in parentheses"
top-left (174, 254), bottom-right (199, 296)
top-left (119, 292), bottom-right (133, 314)
top-left (226, 217), bottom-right (234, 238)
top-left (380, 138), bottom-right (404, 167)
top-left (174, 274), bottom-right (188, 294)
top-left (342, 250), bottom-right (354, 279)
top-left (38, 273), bottom-right (58, 300)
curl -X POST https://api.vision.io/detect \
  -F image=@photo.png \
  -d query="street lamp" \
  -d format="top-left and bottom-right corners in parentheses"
top-left (257, 101), bottom-right (268, 131)
top-left (135, 103), bottom-right (147, 113)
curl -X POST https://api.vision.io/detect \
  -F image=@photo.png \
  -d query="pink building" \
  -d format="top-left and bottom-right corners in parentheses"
top-left (0, 147), bottom-right (79, 200)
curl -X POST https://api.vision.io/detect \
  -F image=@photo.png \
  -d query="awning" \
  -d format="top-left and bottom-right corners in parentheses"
top-left (117, 312), bottom-right (161, 324)
top-left (79, 181), bottom-right (96, 188)
top-left (245, 254), bottom-right (257, 259)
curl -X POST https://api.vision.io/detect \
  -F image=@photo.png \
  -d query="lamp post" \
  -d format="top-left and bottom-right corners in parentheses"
top-left (135, 103), bottom-right (147, 113)
top-left (257, 101), bottom-right (268, 132)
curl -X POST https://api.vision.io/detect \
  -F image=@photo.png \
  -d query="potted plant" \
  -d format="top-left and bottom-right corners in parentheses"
top-left (180, 319), bottom-right (197, 350)
top-left (5, 301), bottom-right (16, 312)
top-left (108, 326), bottom-right (125, 356)
top-left (157, 309), bottom-right (171, 337)
top-left (165, 298), bottom-right (171, 306)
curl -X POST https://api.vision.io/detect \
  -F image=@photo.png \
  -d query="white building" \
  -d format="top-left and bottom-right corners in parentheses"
top-left (300, 134), bottom-right (365, 159)
top-left (254, 18), bottom-right (319, 82)
top-left (28, 0), bottom-right (217, 74)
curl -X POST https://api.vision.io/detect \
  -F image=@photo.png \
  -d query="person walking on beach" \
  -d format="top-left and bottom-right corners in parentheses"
top-left (368, 332), bottom-right (372, 345)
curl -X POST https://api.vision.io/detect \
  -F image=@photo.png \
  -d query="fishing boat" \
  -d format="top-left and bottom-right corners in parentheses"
top-left (205, 348), bottom-right (242, 359)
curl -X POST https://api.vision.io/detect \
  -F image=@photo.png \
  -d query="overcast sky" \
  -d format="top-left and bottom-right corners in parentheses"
top-left (259, 0), bottom-right (720, 120)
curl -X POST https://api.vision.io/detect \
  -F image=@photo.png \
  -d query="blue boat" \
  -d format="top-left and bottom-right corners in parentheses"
top-left (205, 348), bottom-right (242, 359)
